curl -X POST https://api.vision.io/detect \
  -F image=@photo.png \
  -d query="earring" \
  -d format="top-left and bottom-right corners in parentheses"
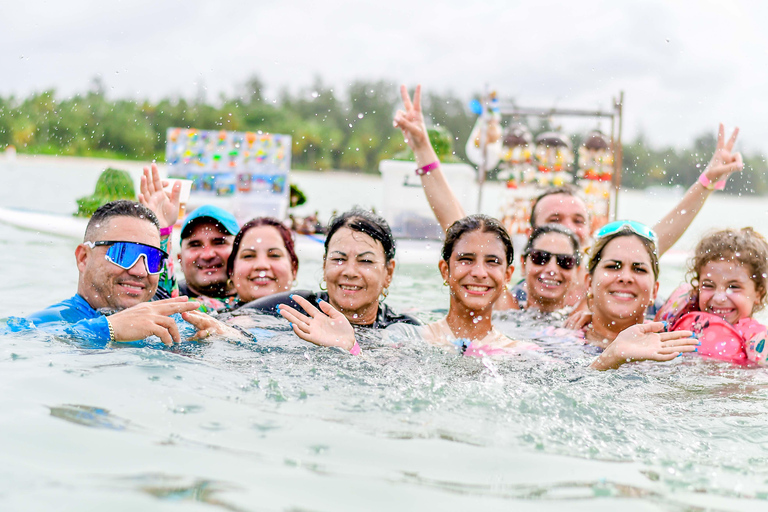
top-left (292, 279), bottom-right (299, 288)
top-left (319, 279), bottom-right (327, 291)
top-left (443, 280), bottom-right (448, 286)
top-left (379, 287), bottom-right (389, 302)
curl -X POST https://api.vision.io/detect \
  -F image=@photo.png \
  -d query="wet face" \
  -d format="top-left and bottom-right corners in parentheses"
top-left (179, 221), bottom-right (234, 293)
top-left (588, 236), bottom-right (658, 323)
top-left (533, 194), bottom-right (590, 246)
top-left (698, 260), bottom-right (762, 325)
top-left (523, 232), bottom-right (577, 310)
top-left (232, 225), bottom-right (295, 302)
top-left (439, 230), bottom-right (512, 313)
top-left (77, 216), bottom-right (161, 311)
top-left (324, 227), bottom-right (395, 324)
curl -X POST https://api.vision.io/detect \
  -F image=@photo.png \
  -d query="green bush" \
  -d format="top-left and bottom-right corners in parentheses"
top-left (75, 168), bottom-right (136, 217)
top-left (392, 126), bottom-right (459, 163)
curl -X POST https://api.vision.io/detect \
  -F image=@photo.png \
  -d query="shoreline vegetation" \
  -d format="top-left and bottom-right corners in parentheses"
top-left (1, 76), bottom-right (767, 195)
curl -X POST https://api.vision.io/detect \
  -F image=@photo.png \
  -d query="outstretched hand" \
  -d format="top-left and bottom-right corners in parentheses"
top-left (108, 297), bottom-right (200, 346)
top-left (138, 163), bottom-right (181, 229)
top-left (703, 124), bottom-right (743, 185)
top-left (591, 322), bottom-right (699, 370)
top-left (278, 295), bottom-right (356, 352)
top-left (393, 84), bottom-right (438, 165)
top-left (182, 310), bottom-right (248, 342)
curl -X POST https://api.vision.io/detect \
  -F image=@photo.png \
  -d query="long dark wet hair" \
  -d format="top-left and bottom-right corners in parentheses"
top-left (442, 214), bottom-right (514, 266)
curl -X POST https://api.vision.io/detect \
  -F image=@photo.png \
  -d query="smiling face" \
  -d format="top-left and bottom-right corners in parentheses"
top-left (323, 227), bottom-right (395, 325)
top-left (439, 229), bottom-right (513, 314)
top-left (533, 194), bottom-right (590, 246)
top-left (76, 216), bottom-right (161, 311)
top-left (523, 232), bottom-right (577, 311)
top-left (588, 235), bottom-right (659, 327)
top-left (697, 259), bottom-right (761, 325)
top-left (179, 221), bottom-right (235, 295)
top-left (231, 225), bottom-right (296, 302)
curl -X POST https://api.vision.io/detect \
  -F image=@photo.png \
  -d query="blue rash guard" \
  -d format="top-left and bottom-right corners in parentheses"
top-left (8, 294), bottom-right (199, 349)
top-left (21, 294), bottom-right (112, 347)
top-left (9, 294), bottom-right (259, 348)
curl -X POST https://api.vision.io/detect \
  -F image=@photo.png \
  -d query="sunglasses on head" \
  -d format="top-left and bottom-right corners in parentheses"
top-left (525, 249), bottom-right (579, 270)
top-left (84, 241), bottom-right (168, 274)
top-left (595, 220), bottom-right (658, 246)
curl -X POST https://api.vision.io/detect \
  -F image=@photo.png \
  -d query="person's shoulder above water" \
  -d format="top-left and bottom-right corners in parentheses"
top-left (238, 289), bottom-right (421, 328)
top-left (375, 301), bottom-right (421, 328)
top-left (238, 289), bottom-right (317, 315)
top-left (26, 294), bottom-right (100, 325)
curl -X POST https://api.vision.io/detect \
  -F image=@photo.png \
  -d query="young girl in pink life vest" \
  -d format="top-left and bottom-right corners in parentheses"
top-left (656, 228), bottom-right (768, 365)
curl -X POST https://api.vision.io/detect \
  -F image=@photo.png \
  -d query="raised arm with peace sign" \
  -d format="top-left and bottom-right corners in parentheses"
top-left (653, 123), bottom-right (743, 255)
top-left (393, 84), bottom-right (466, 231)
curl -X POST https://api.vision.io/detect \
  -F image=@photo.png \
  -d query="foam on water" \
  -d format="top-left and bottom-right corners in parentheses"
top-left (2, 308), bottom-right (768, 510)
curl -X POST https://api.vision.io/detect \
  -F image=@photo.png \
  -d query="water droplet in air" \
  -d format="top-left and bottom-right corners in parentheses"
top-left (357, 113), bottom-right (364, 119)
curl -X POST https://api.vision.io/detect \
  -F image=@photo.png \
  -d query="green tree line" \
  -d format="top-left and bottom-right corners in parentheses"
top-left (0, 76), bottom-right (765, 194)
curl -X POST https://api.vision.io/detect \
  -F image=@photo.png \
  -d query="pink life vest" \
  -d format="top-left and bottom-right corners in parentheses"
top-left (658, 284), bottom-right (767, 365)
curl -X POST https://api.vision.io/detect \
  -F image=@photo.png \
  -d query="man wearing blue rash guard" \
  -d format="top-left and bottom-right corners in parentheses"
top-left (22, 200), bottom-right (242, 347)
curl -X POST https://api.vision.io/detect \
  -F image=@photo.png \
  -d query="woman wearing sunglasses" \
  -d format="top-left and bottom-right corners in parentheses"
top-left (518, 224), bottom-right (581, 312)
top-left (393, 85), bottom-right (744, 308)
top-left (575, 221), bottom-right (698, 370)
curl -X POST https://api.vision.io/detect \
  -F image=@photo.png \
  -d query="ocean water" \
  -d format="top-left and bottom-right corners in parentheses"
top-left (1, 155), bottom-right (768, 511)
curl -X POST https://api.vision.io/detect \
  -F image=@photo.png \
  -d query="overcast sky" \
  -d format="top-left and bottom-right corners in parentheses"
top-left (3, 0), bottom-right (767, 152)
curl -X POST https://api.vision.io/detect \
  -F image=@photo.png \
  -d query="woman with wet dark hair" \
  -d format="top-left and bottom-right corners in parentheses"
top-left (240, 208), bottom-right (420, 345)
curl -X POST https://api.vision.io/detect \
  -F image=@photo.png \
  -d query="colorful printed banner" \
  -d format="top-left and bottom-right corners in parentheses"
top-left (165, 128), bottom-right (291, 197)
top-left (165, 128), bottom-right (292, 220)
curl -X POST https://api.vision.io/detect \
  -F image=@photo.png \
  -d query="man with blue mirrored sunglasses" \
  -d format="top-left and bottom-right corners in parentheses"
top-left (21, 198), bottom-right (243, 347)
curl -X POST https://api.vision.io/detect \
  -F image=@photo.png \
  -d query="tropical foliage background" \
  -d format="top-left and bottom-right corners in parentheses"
top-left (1, 76), bottom-right (765, 195)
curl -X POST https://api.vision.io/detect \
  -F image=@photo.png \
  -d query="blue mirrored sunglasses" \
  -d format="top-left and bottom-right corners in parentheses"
top-left (595, 220), bottom-right (658, 246)
top-left (84, 241), bottom-right (168, 274)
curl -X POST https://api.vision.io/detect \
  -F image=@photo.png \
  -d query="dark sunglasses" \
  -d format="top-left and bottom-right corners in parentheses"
top-left (84, 240), bottom-right (168, 274)
top-left (525, 249), bottom-right (579, 270)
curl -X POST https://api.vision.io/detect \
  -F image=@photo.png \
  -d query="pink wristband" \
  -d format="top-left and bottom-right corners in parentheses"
top-left (415, 161), bottom-right (439, 176)
top-left (159, 225), bottom-right (174, 237)
top-left (349, 340), bottom-right (361, 356)
top-left (698, 173), bottom-right (726, 191)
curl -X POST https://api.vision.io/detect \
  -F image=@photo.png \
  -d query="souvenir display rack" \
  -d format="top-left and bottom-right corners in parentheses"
top-left (471, 92), bottom-right (624, 238)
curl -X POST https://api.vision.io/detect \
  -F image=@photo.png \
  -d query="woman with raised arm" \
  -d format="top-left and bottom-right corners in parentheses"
top-left (393, 84), bottom-right (744, 310)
